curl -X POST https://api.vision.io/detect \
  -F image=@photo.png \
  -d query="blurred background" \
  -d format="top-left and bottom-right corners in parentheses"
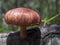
top-left (0, 0), bottom-right (60, 33)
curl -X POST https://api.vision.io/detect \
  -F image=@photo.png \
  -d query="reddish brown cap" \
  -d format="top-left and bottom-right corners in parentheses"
top-left (4, 8), bottom-right (41, 27)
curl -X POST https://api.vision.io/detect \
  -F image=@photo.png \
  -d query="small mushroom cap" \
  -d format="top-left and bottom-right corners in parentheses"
top-left (4, 8), bottom-right (41, 27)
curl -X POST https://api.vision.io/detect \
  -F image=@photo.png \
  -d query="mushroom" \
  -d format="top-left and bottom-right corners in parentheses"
top-left (4, 8), bottom-right (41, 39)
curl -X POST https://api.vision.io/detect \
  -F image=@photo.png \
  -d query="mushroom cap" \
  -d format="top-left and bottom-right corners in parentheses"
top-left (4, 8), bottom-right (41, 27)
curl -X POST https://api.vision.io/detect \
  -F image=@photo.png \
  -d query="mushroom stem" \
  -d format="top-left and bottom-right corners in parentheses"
top-left (20, 26), bottom-right (27, 39)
